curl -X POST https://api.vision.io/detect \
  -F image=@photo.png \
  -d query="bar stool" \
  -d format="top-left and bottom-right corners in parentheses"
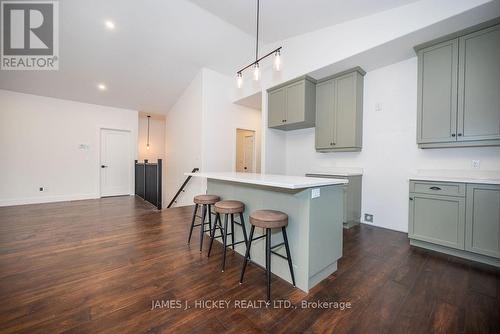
top-left (188, 194), bottom-right (220, 252)
top-left (240, 209), bottom-right (295, 301)
top-left (207, 200), bottom-right (249, 272)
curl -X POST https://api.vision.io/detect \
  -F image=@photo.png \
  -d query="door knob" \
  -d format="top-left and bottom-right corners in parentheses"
top-left (244, 167), bottom-right (247, 170)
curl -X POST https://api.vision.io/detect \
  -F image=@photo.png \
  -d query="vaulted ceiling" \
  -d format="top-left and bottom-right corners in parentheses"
top-left (188, 0), bottom-right (420, 43)
top-left (0, 0), bottom-right (492, 114)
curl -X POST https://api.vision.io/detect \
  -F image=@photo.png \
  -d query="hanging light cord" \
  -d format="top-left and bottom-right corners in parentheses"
top-left (147, 116), bottom-right (150, 147)
top-left (235, 0), bottom-right (282, 79)
top-left (255, 0), bottom-right (259, 62)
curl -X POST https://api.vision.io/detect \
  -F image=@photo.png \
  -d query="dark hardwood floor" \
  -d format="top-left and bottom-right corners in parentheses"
top-left (0, 196), bottom-right (499, 333)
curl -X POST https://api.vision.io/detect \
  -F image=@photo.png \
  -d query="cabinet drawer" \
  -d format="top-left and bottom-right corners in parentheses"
top-left (410, 181), bottom-right (465, 197)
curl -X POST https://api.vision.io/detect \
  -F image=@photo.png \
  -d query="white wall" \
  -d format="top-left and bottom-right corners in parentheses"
top-left (138, 115), bottom-right (165, 163)
top-left (235, 0), bottom-right (493, 101)
top-left (282, 58), bottom-right (500, 232)
top-left (0, 90), bottom-right (138, 206)
top-left (165, 72), bottom-right (204, 207)
top-left (164, 69), bottom-right (262, 207)
top-left (201, 68), bottom-right (261, 173)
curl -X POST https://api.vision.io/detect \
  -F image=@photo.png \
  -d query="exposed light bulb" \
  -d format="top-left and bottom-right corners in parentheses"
top-left (105, 20), bottom-right (115, 30)
top-left (97, 83), bottom-right (107, 91)
top-left (253, 63), bottom-right (260, 81)
top-left (237, 72), bottom-right (243, 88)
top-left (274, 50), bottom-right (281, 71)
top-left (146, 144), bottom-right (150, 150)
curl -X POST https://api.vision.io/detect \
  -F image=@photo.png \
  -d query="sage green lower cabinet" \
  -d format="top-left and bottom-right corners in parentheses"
top-left (306, 173), bottom-right (362, 228)
top-left (465, 184), bottom-right (500, 259)
top-left (409, 193), bottom-right (465, 250)
top-left (409, 180), bottom-right (500, 267)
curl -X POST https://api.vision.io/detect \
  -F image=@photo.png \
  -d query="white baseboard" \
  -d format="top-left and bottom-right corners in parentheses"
top-left (0, 193), bottom-right (100, 207)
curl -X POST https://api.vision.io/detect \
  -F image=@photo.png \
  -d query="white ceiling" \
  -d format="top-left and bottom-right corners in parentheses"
top-left (188, 0), bottom-right (421, 43)
top-left (0, 0), bottom-right (255, 114)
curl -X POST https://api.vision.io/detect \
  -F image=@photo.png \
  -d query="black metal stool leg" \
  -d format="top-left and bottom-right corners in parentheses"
top-left (282, 227), bottom-right (296, 287)
top-left (240, 225), bottom-right (255, 283)
top-left (207, 204), bottom-right (212, 232)
top-left (239, 213), bottom-right (249, 250)
top-left (230, 214), bottom-right (235, 250)
top-left (222, 214), bottom-right (229, 272)
top-left (187, 204), bottom-right (198, 244)
top-left (207, 212), bottom-right (220, 257)
top-left (199, 205), bottom-right (207, 252)
top-left (266, 228), bottom-right (272, 302)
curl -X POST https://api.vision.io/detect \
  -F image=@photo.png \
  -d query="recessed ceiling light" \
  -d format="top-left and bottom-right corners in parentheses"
top-left (97, 84), bottom-right (107, 91)
top-left (104, 20), bottom-right (115, 30)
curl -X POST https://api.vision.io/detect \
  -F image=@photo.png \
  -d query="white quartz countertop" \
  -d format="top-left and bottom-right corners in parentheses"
top-left (410, 175), bottom-right (500, 185)
top-left (306, 171), bottom-right (363, 177)
top-left (185, 172), bottom-right (348, 189)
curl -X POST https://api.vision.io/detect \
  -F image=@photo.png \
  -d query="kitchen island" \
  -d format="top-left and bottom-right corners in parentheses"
top-left (185, 172), bottom-right (348, 292)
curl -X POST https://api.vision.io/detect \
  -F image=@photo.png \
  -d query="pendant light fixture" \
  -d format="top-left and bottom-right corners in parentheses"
top-left (236, 0), bottom-right (282, 87)
top-left (146, 115), bottom-right (151, 150)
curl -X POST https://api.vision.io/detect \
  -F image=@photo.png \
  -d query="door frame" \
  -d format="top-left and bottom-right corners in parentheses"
top-left (234, 128), bottom-right (257, 173)
top-left (99, 127), bottom-right (133, 198)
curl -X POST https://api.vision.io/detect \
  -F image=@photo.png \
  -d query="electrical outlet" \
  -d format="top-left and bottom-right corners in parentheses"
top-left (364, 214), bottom-right (374, 223)
top-left (472, 160), bottom-right (480, 169)
top-left (311, 188), bottom-right (320, 199)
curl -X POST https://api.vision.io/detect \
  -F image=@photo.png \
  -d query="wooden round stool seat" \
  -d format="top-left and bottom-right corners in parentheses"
top-left (249, 210), bottom-right (288, 228)
top-left (193, 194), bottom-right (220, 205)
top-left (215, 200), bottom-right (245, 214)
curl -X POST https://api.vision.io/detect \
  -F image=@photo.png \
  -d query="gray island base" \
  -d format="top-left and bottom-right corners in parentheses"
top-left (187, 172), bottom-right (347, 293)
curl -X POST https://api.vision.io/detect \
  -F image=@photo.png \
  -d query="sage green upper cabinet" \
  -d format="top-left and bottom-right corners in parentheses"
top-left (416, 39), bottom-right (458, 144)
top-left (268, 88), bottom-right (286, 128)
top-left (267, 76), bottom-right (316, 131)
top-left (458, 25), bottom-right (500, 142)
top-left (415, 21), bottom-right (500, 148)
top-left (315, 80), bottom-right (334, 150)
top-left (465, 184), bottom-right (500, 259)
top-left (315, 68), bottom-right (365, 152)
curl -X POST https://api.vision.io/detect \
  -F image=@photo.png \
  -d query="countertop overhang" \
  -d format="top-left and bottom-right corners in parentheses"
top-left (185, 172), bottom-right (348, 189)
top-left (410, 175), bottom-right (500, 185)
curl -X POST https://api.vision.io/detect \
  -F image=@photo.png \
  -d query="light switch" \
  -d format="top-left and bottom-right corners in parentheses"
top-left (311, 188), bottom-right (320, 199)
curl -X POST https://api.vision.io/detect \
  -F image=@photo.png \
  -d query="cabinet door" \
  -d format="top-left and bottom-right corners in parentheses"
top-left (333, 73), bottom-right (357, 148)
top-left (285, 80), bottom-right (305, 124)
top-left (268, 88), bottom-right (286, 128)
top-left (315, 80), bottom-right (334, 149)
top-left (465, 184), bottom-right (500, 258)
top-left (458, 25), bottom-right (500, 141)
top-left (417, 39), bottom-right (459, 143)
top-left (409, 193), bottom-right (465, 249)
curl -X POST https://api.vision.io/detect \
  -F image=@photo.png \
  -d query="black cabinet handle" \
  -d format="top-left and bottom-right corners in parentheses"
top-left (429, 186), bottom-right (441, 191)
top-left (409, 197), bottom-right (413, 201)
top-left (451, 134), bottom-right (456, 137)
top-left (101, 165), bottom-right (108, 168)
top-left (458, 133), bottom-right (462, 136)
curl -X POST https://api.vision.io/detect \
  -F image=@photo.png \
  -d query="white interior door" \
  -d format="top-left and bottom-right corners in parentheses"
top-left (100, 129), bottom-right (131, 197)
top-left (243, 135), bottom-right (255, 173)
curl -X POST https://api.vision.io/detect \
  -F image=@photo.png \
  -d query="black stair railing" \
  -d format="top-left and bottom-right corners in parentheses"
top-left (135, 159), bottom-right (162, 210)
top-left (167, 168), bottom-right (199, 208)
